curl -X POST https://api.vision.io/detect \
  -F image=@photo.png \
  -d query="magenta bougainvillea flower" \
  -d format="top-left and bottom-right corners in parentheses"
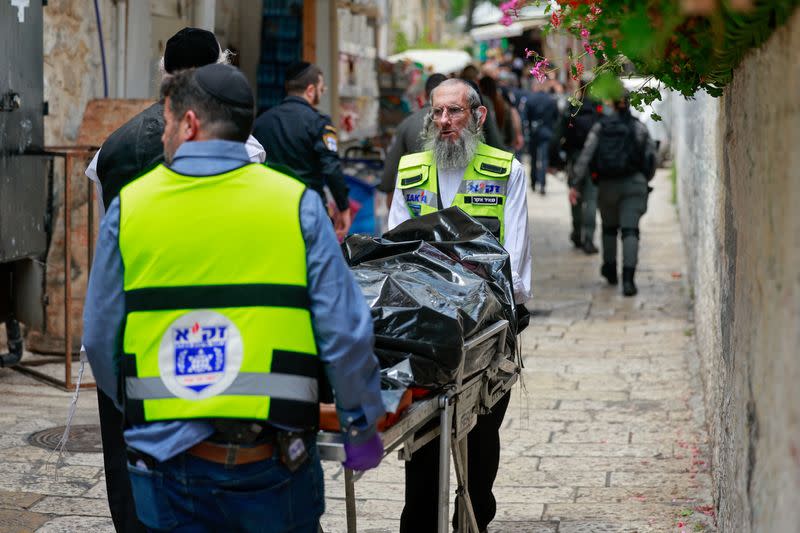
top-left (530, 59), bottom-right (548, 82)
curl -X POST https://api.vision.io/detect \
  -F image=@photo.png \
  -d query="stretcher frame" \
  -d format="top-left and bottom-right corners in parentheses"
top-left (317, 319), bottom-right (518, 533)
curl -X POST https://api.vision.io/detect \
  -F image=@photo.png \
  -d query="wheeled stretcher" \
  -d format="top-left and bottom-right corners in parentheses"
top-left (317, 319), bottom-right (518, 533)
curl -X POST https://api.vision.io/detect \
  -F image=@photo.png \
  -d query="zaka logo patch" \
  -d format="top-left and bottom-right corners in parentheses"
top-left (158, 310), bottom-right (243, 400)
top-left (467, 181), bottom-right (503, 194)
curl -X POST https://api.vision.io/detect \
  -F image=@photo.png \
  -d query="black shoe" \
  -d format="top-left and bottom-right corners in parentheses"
top-left (601, 262), bottom-right (618, 285)
top-left (582, 240), bottom-right (598, 255)
top-left (622, 267), bottom-right (637, 296)
top-left (570, 232), bottom-right (582, 248)
top-left (539, 188), bottom-right (546, 196)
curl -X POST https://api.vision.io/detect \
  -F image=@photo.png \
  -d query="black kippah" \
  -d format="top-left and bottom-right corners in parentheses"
top-left (194, 64), bottom-right (254, 108)
top-left (462, 79), bottom-right (485, 106)
top-left (164, 27), bottom-right (220, 73)
top-left (285, 61), bottom-right (312, 82)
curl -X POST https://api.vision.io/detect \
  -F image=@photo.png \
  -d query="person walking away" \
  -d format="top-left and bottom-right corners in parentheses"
top-left (83, 27), bottom-right (266, 533)
top-left (460, 66), bottom-right (506, 151)
top-left (572, 92), bottom-right (657, 296)
top-left (479, 76), bottom-right (523, 154)
top-left (379, 73), bottom-right (447, 209)
top-left (553, 89), bottom-right (601, 253)
top-left (253, 62), bottom-right (352, 240)
top-left (82, 64), bottom-right (385, 532)
top-left (388, 78), bottom-right (532, 533)
top-left (524, 85), bottom-right (559, 194)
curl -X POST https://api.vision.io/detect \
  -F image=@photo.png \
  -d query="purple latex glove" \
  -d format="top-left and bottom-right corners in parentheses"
top-left (342, 433), bottom-right (384, 471)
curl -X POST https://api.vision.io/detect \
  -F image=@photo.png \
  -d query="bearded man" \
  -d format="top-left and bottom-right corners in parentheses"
top-left (388, 78), bottom-right (532, 533)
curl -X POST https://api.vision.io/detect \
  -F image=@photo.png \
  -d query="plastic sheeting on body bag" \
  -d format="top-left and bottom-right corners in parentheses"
top-left (344, 207), bottom-right (518, 387)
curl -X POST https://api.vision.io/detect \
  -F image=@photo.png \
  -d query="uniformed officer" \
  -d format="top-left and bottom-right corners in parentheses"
top-left (572, 92), bottom-right (656, 296)
top-left (553, 89), bottom-right (601, 254)
top-left (388, 78), bottom-right (532, 533)
top-left (253, 62), bottom-right (352, 240)
top-left (82, 64), bottom-right (385, 532)
top-left (83, 27), bottom-right (266, 533)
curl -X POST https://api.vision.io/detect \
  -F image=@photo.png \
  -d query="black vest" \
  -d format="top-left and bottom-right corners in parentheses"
top-left (96, 102), bottom-right (165, 209)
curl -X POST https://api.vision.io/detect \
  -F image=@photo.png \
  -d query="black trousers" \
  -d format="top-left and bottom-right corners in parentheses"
top-left (96, 389), bottom-right (146, 533)
top-left (400, 391), bottom-right (511, 533)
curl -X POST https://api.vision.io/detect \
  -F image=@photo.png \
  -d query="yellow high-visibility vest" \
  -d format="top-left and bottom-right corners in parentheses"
top-left (396, 142), bottom-right (513, 243)
top-left (118, 162), bottom-right (319, 428)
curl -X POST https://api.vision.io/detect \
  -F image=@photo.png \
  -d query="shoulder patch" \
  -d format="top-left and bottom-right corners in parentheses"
top-left (322, 132), bottom-right (338, 152)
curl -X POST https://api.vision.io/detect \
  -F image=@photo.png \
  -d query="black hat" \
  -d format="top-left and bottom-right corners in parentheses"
top-left (285, 61), bottom-right (313, 82)
top-left (164, 27), bottom-right (220, 73)
top-left (194, 64), bottom-right (254, 109)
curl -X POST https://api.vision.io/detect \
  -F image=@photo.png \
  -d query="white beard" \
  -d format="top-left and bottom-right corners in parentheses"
top-left (423, 118), bottom-right (484, 170)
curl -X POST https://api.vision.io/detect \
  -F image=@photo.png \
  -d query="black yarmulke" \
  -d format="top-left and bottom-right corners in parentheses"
top-left (194, 64), bottom-right (254, 109)
top-left (462, 79), bottom-right (485, 106)
top-left (164, 27), bottom-right (220, 73)
top-left (285, 61), bottom-right (312, 82)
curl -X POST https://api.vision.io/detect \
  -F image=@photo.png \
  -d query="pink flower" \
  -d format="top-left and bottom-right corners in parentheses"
top-left (524, 47), bottom-right (536, 59)
top-left (570, 61), bottom-right (584, 80)
top-left (550, 11), bottom-right (561, 28)
top-left (580, 27), bottom-right (590, 40)
top-left (590, 3), bottom-right (602, 15)
top-left (530, 59), bottom-right (548, 83)
top-left (499, 0), bottom-right (524, 26)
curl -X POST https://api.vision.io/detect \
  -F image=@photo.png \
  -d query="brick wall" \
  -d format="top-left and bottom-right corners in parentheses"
top-left (673, 9), bottom-right (800, 531)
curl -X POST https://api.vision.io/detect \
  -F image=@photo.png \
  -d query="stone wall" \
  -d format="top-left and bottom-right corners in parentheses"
top-left (673, 9), bottom-right (800, 532)
top-left (44, 0), bottom-right (117, 146)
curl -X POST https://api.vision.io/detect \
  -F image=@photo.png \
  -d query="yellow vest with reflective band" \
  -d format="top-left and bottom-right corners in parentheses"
top-left (118, 163), bottom-right (319, 429)
top-left (396, 143), bottom-right (513, 243)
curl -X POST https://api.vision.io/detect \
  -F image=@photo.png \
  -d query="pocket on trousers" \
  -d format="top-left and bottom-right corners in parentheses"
top-left (213, 472), bottom-right (293, 532)
top-left (127, 463), bottom-right (178, 530)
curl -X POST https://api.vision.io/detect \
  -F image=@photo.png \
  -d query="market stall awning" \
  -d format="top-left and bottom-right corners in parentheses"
top-left (469, 18), bottom-right (547, 41)
top-left (386, 49), bottom-right (474, 75)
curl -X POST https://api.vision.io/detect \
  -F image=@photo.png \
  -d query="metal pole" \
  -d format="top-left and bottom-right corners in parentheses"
top-left (437, 393), bottom-right (452, 533)
top-left (344, 468), bottom-right (357, 533)
top-left (64, 155), bottom-right (72, 388)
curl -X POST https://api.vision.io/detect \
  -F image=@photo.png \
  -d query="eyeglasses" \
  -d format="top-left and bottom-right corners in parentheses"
top-left (431, 105), bottom-right (475, 120)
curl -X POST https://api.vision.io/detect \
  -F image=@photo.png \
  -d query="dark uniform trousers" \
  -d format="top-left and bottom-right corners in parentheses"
top-left (400, 391), bottom-right (511, 532)
top-left (597, 174), bottom-right (649, 268)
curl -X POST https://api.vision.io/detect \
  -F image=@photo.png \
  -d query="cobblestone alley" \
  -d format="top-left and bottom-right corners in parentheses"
top-left (0, 169), bottom-right (716, 533)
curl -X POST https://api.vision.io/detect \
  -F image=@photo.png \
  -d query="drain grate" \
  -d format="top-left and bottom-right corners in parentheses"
top-left (28, 424), bottom-right (103, 453)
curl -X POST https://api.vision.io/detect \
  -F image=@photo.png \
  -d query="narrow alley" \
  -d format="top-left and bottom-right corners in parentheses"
top-left (0, 169), bottom-right (717, 532)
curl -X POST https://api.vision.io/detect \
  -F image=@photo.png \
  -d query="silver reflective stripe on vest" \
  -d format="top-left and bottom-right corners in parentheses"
top-left (403, 188), bottom-right (439, 207)
top-left (457, 179), bottom-right (507, 196)
top-left (127, 372), bottom-right (318, 403)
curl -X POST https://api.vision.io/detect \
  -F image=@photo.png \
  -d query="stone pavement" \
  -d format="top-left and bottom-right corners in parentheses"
top-left (0, 169), bottom-right (716, 533)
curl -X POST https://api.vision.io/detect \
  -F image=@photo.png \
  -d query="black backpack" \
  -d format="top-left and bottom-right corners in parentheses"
top-left (590, 114), bottom-right (642, 179)
top-left (564, 102), bottom-right (598, 153)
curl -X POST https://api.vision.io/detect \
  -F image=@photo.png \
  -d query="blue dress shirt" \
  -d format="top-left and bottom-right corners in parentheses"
top-left (82, 140), bottom-right (384, 461)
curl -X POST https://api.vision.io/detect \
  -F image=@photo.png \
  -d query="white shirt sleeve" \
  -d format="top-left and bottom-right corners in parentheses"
top-left (245, 135), bottom-right (266, 163)
top-left (85, 149), bottom-right (106, 219)
top-left (504, 159), bottom-right (533, 304)
top-left (387, 183), bottom-right (411, 230)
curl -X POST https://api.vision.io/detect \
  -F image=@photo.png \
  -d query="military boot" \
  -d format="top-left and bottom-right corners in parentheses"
top-left (601, 262), bottom-right (618, 285)
top-left (622, 267), bottom-right (638, 296)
